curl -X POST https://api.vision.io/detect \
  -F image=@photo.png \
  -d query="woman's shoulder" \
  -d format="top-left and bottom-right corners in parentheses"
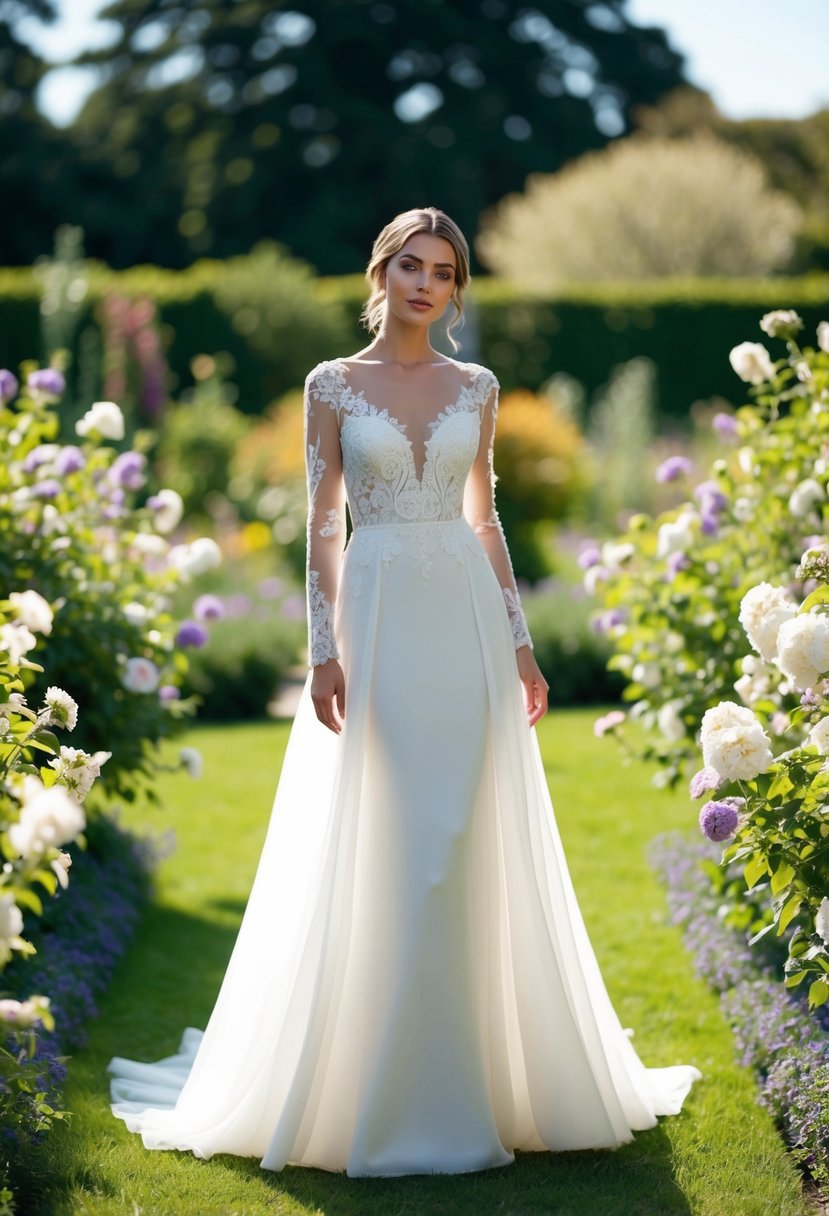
top-left (457, 360), bottom-right (500, 402)
top-left (304, 358), bottom-right (346, 405)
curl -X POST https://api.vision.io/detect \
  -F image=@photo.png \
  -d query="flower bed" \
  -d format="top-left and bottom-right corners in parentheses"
top-left (2, 810), bottom-right (161, 1187)
top-left (649, 829), bottom-right (829, 1185)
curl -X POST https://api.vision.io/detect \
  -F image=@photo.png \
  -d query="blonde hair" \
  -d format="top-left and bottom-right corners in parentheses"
top-left (359, 207), bottom-right (470, 353)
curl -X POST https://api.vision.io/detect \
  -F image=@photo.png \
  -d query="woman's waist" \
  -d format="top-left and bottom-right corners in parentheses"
top-left (351, 515), bottom-right (470, 532)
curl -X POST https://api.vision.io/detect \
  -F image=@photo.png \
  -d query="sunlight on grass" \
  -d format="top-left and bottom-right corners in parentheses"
top-left (19, 710), bottom-right (814, 1216)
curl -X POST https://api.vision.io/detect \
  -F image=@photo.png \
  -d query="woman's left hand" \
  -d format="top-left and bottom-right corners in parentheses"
top-left (516, 646), bottom-right (548, 727)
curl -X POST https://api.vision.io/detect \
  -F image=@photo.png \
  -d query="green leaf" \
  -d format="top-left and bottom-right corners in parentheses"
top-left (777, 893), bottom-right (802, 934)
top-left (744, 853), bottom-right (768, 889)
top-left (770, 859), bottom-right (796, 894)
top-left (808, 978), bottom-right (829, 1009)
top-left (800, 586), bottom-right (829, 613)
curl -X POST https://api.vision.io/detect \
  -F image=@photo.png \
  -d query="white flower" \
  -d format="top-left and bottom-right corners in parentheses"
top-left (583, 565), bottom-right (609, 595)
top-left (632, 661), bottom-right (661, 689)
top-left (167, 537), bottom-right (222, 578)
top-left (121, 657), bottom-right (160, 694)
top-left (0, 622), bottom-right (37, 665)
top-left (738, 582), bottom-right (797, 661)
top-left (733, 497), bottom-right (754, 522)
top-left (700, 700), bottom-right (773, 782)
top-left (808, 717), bottom-right (829, 756)
top-left (789, 478), bottom-right (824, 518)
top-left (0, 894), bottom-right (24, 957)
top-left (775, 613), bottom-right (829, 691)
top-left (759, 309), bottom-right (803, 339)
top-left (729, 341), bottom-right (775, 385)
top-left (51, 851), bottom-right (72, 889)
top-left (75, 400), bottom-right (125, 440)
top-left (179, 747), bottom-right (203, 779)
top-left (123, 602), bottom-right (149, 626)
top-left (816, 897), bottom-right (829, 946)
top-left (0, 717), bottom-right (7, 735)
top-left (656, 509), bottom-right (697, 559)
top-left (43, 686), bottom-right (79, 731)
top-left (816, 321), bottom-right (829, 354)
top-left (130, 532), bottom-right (169, 557)
top-left (657, 699), bottom-right (685, 743)
top-left (7, 776), bottom-right (86, 858)
top-left (0, 995), bottom-right (50, 1029)
top-left (48, 745), bottom-right (109, 800)
top-left (600, 541), bottom-right (635, 572)
top-left (737, 447), bottom-right (756, 476)
top-left (8, 589), bottom-right (53, 634)
top-left (148, 488), bottom-right (184, 534)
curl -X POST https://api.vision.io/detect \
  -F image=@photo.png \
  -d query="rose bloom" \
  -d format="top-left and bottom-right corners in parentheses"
top-left (775, 613), bottom-right (829, 692)
top-left (817, 321), bottom-right (829, 355)
top-left (75, 400), bottom-right (125, 440)
top-left (593, 710), bottom-right (625, 737)
top-left (728, 341), bottom-right (775, 385)
top-left (700, 700), bottom-right (773, 782)
top-left (759, 309), bottom-right (803, 340)
top-left (738, 582), bottom-right (797, 662)
top-left (789, 478), bottom-right (824, 518)
top-left (816, 897), bottom-right (829, 946)
top-left (807, 716), bottom-right (829, 756)
top-left (689, 766), bottom-right (722, 799)
top-left (8, 776), bottom-right (86, 859)
top-left (121, 656), bottom-right (161, 694)
top-left (8, 589), bottom-right (53, 635)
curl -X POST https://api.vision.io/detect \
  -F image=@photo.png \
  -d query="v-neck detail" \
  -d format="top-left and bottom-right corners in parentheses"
top-left (332, 357), bottom-right (477, 483)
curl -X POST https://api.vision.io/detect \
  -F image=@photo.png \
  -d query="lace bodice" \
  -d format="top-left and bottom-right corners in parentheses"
top-left (304, 357), bottom-right (533, 666)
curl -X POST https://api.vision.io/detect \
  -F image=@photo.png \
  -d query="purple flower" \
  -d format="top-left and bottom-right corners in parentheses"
top-left (108, 451), bottom-right (146, 490)
top-left (577, 544), bottom-right (601, 570)
top-left (666, 550), bottom-right (691, 578)
top-left (713, 412), bottom-right (738, 438)
top-left (193, 594), bottom-right (224, 621)
top-left (22, 445), bottom-right (58, 474)
top-left (27, 369), bottom-right (65, 399)
top-left (175, 620), bottom-right (208, 648)
top-left (258, 576), bottom-right (285, 599)
top-left (700, 507), bottom-right (720, 536)
top-left (593, 608), bottom-right (624, 635)
top-left (159, 684), bottom-right (181, 702)
top-left (656, 456), bottom-right (692, 483)
top-left (699, 798), bottom-right (742, 842)
top-left (693, 480), bottom-right (728, 512)
top-left (801, 688), bottom-right (820, 708)
top-left (32, 478), bottom-right (61, 499)
top-left (689, 765), bottom-right (722, 799)
top-left (0, 369), bottom-right (19, 403)
top-left (224, 593), bottom-right (251, 618)
top-left (54, 445), bottom-right (86, 475)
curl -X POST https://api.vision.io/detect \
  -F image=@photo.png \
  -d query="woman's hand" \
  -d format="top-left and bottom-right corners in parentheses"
top-left (311, 658), bottom-right (346, 734)
top-left (516, 646), bottom-right (548, 727)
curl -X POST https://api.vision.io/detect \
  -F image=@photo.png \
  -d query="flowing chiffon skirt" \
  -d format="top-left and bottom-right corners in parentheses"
top-left (108, 516), bottom-right (702, 1176)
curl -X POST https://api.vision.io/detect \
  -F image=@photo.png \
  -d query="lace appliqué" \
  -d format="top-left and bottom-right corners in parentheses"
top-left (319, 509), bottom-right (343, 538)
top-left (502, 587), bottom-right (533, 650)
top-left (307, 569), bottom-right (339, 665)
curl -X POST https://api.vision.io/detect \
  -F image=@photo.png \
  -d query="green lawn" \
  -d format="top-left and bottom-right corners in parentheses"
top-left (16, 709), bottom-right (817, 1216)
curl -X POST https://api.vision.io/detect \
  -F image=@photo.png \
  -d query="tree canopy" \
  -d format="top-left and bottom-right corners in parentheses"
top-left (24, 0), bottom-right (688, 271)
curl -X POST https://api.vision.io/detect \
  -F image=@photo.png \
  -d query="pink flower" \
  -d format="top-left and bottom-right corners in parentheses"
top-left (594, 710), bottom-right (626, 737)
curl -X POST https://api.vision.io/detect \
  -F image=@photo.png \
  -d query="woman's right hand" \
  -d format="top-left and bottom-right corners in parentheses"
top-left (310, 658), bottom-right (346, 734)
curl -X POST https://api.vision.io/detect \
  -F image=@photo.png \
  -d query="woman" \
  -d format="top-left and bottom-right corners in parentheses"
top-left (108, 206), bottom-right (702, 1177)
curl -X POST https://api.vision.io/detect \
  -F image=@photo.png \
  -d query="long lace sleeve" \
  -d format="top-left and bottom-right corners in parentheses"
top-left (463, 370), bottom-right (534, 652)
top-left (304, 365), bottom-right (347, 667)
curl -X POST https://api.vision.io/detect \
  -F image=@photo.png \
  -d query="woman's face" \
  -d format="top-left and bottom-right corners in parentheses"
top-left (383, 232), bottom-right (458, 327)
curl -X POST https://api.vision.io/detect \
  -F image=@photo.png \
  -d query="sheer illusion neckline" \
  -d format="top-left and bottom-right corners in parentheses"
top-left (331, 356), bottom-right (479, 483)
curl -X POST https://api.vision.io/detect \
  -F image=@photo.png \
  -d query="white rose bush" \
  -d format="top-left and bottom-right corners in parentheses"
top-left (586, 310), bottom-right (829, 1003)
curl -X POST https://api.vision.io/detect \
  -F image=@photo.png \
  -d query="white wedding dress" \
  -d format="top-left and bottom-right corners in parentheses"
top-left (108, 357), bottom-right (702, 1177)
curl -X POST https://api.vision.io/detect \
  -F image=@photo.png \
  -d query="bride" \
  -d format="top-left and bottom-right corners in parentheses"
top-left (107, 205), bottom-right (703, 1177)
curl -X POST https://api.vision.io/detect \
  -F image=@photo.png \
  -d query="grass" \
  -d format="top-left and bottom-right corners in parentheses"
top-left (15, 709), bottom-right (817, 1216)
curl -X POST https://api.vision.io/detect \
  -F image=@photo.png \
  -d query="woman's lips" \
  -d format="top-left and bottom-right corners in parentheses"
top-left (408, 299), bottom-right (433, 310)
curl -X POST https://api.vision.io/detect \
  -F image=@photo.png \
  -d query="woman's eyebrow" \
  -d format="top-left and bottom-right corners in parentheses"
top-left (399, 253), bottom-right (456, 270)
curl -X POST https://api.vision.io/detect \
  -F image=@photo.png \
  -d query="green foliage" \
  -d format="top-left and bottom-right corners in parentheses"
top-left (478, 132), bottom-right (802, 285)
top-left (0, 365), bottom-right (210, 801)
top-left (588, 309), bottom-right (829, 785)
top-left (182, 615), bottom-right (302, 720)
top-left (585, 356), bottom-right (655, 529)
top-left (524, 590), bottom-right (624, 706)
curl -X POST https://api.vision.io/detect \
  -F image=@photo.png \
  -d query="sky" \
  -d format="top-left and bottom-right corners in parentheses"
top-left (16, 0), bottom-right (829, 129)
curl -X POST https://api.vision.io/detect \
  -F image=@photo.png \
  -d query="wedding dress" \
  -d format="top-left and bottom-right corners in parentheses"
top-left (107, 357), bottom-right (702, 1177)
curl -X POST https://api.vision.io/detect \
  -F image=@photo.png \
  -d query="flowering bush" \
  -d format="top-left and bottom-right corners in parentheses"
top-left (688, 543), bottom-right (829, 1009)
top-left (0, 363), bottom-right (227, 801)
top-left (650, 831), bottom-right (829, 1184)
top-left (585, 309), bottom-right (829, 788)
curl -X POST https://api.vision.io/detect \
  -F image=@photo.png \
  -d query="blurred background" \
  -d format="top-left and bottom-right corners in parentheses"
top-left (3, 0), bottom-right (829, 715)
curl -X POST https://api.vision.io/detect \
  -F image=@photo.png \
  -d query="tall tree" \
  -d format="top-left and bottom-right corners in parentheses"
top-left (60, 0), bottom-right (687, 271)
top-left (0, 0), bottom-right (74, 264)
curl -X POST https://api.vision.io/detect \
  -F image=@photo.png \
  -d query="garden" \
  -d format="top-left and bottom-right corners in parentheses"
top-left (4, 1), bottom-right (829, 1210)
